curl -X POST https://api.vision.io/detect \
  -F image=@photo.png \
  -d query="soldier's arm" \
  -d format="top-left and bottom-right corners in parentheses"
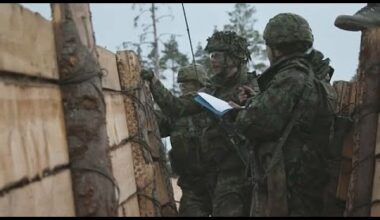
top-left (149, 78), bottom-right (202, 118)
top-left (235, 68), bottom-right (308, 141)
top-left (237, 73), bottom-right (260, 105)
top-left (247, 71), bottom-right (261, 95)
top-left (154, 110), bottom-right (173, 138)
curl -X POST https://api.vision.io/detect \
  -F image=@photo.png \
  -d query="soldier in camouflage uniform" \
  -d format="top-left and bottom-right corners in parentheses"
top-left (154, 64), bottom-right (213, 216)
top-left (142, 31), bottom-right (259, 216)
top-left (233, 13), bottom-right (337, 216)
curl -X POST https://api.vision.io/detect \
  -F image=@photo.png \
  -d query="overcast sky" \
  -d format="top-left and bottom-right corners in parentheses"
top-left (21, 3), bottom-right (365, 150)
top-left (22, 3), bottom-right (365, 83)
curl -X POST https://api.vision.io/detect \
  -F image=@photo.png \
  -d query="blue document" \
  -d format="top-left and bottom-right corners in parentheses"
top-left (193, 92), bottom-right (234, 117)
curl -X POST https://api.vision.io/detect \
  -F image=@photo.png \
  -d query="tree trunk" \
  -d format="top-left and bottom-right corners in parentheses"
top-left (371, 115), bottom-right (380, 216)
top-left (117, 50), bottom-right (160, 216)
top-left (116, 50), bottom-right (178, 216)
top-left (346, 28), bottom-right (380, 216)
top-left (51, 3), bottom-right (117, 216)
top-left (151, 3), bottom-right (160, 78)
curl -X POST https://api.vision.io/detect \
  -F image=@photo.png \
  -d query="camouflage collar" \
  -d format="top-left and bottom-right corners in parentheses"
top-left (209, 67), bottom-right (247, 90)
top-left (257, 53), bottom-right (309, 91)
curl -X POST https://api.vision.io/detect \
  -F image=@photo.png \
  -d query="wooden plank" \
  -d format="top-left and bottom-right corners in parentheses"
top-left (153, 162), bottom-right (170, 209)
top-left (171, 178), bottom-right (181, 210)
top-left (333, 81), bottom-right (356, 201)
top-left (69, 4), bottom-right (97, 60)
top-left (371, 114), bottom-right (380, 216)
top-left (117, 50), bottom-right (159, 216)
top-left (0, 4), bottom-right (58, 79)
top-left (140, 53), bottom-right (177, 215)
top-left (333, 81), bottom-right (351, 115)
top-left (109, 144), bottom-right (136, 203)
top-left (0, 170), bottom-right (75, 216)
top-left (333, 81), bottom-right (344, 112)
top-left (97, 46), bottom-right (121, 91)
top-left (348, 82), bottom-right (359, 114)
top-left (117, 50), bottom-right (177, 216)
top-left (153, 162), bottom-right (177, 216)
top-left (375, 114), bottom-right (380, 157)
top-left (0, 81), bottom-right (69, 190)
top-left (118, 197), bottom-right (140, 217)
top-left (372, 160), bottom-right (380, 216)
top-left (51, 3), bottom-right (116, 216)
top-left (336, 128), bottom-right (354, 200)
top-left (332, 81), bottom-right (343, 112)
top-left (146, 101), bottom-right (177, 215)
top-left (371, 203), bottom-right (380, 217)
top-left (130, 142), bottom-right (156, 217)
top-left (346, 28), bottom-right (380, 216)
top-left (105, 93), bottom-right (129, 147)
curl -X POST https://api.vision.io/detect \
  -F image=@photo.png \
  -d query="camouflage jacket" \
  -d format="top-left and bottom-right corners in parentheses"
top-left (150, 68), bottom-right (259, 171)
top-left (155, 108), bottom-right (208, 176)
top-left (235, 50), bottom-right (337, 214)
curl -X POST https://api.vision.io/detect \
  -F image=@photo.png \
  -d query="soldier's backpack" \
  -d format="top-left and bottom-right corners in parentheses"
top-left (306, 50), bottom-right (354, 216)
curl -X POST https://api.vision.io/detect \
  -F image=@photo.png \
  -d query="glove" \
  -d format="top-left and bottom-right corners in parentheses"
top-left (140, 69), bottom-right (154, 82)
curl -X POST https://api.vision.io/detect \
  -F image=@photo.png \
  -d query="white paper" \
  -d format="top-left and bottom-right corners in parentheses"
top-left (197, 92), bottom-right (233, 113)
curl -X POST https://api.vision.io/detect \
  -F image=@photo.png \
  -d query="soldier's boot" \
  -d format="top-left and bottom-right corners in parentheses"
top-left (334, 3), bottom-right (380, 31)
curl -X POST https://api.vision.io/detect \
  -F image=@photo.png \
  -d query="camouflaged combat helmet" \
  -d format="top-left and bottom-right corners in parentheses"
top-left (177, 64), bottom-right (209, 86)
top-left (204, 31), bottom-right (251, 64)
top-left (264, 13), bottom-right (314, 46)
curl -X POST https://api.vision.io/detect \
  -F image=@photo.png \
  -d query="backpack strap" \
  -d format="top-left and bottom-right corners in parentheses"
top-left (263, 60), bottom-right (315, 216)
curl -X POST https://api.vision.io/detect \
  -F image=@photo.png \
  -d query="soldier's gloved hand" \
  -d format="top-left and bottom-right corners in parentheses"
top-left (238, 85), bottom-right (255, 104)
top-left (140, 69), bottom-right (155, 82)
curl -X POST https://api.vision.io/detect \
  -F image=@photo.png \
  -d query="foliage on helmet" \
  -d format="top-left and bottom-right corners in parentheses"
top-left (177, 64), bottom-right (209, 86)
top-left (263, 13), bottom-right (314, 46)
top-left (205, 31), bottom-right (251, 63)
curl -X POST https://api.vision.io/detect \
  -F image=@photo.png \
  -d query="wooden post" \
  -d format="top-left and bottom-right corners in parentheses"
top-left (345, 28), bottom-right (380, 216)
top-left (117, 50), bottom-right (159, 216)
top-left (140, 54), bottom-right (177, 216)
top-left (332, 81), bottom-right (356, 204)
top-left (322, 81), bottom-right (359, 216)
top-left (51, 4), bottom-right (117, 216)
top-left (116, 50), bottom-right (178, 216)
top-left (97, 45), bottom-right (141, 216)
top-left (371, 115), bottom-right (380, 216)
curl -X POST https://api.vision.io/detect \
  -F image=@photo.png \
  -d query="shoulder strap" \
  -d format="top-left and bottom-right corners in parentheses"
top-left (262, 60), bottom-right (315, 216)
top-left (264, 60), bottom-right (314, 176)
top-left (187, 117), bottom-right (196, 135)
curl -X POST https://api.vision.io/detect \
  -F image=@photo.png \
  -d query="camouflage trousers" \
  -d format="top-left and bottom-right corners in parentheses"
top-left (259, 159), bottom-right (329, 216)
top-left (286, 186), bottom-right (325, 216)
top-left (177, 169), bottom-right (251, 217)
top-left (285, 147), bottom-right (330, 216)
top-left (177, 174), bottom-right (213, 216)
top-left (285, 167), bottom-right (328, 216)
top-left (178, 184), bottom-right (212, 216)
top-left (211, 169), bottom-right (252, 216)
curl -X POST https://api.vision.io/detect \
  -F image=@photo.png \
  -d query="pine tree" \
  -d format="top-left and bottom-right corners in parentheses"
top-left (350, 71), bottom-right (359, 82)
top-left (194, 42), bottom-right (211, 74)
top-left (160, 35), bottom-right (189, 96)
top-left (126, 3), bottom-right (175, 79)
top-left (223, 3), bottom-right (268, 73)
